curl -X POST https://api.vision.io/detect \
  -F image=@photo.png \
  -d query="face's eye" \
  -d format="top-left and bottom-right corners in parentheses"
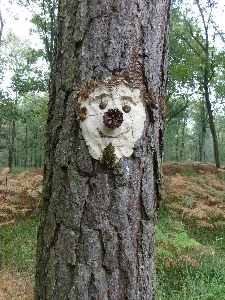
top-left (122, 104), bottom-right (131, 113)
top-left (99, 102), bottom-right (107, 109)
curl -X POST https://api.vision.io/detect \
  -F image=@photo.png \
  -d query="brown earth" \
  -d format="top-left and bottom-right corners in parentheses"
top-left (0, 163), bottom-right (225, 299)
top-left (0, 269), bottom-right (34, 300)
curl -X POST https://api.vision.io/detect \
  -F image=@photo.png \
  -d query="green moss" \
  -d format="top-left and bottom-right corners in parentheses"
top-left (100, 143), bottom-right (117, 168)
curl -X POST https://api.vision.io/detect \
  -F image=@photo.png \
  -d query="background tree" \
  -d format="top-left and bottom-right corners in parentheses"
top-left (0, 10), bottom-right (3, 44)
top-left (191, 0), bottom-right (221, 168)
top-left (0, 92), bottom-right (47, 168)
top-left (165, 1), bottom-right (225, 167)
top-left (16, 0), bottom-right (58, 71)
top-left (16, 93), bottom-right (48, 168)
top-left (0, 32), bottom-right (47, 170)
top-left (34, 0), bottom-right (172, 299)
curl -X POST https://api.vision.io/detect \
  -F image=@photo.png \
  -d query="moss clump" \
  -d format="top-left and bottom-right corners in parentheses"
top-left (100, 143), bottom-right (117, 168)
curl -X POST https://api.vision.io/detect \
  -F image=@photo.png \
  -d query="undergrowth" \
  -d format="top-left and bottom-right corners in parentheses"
top-left (0, 163), bottom-right (225, 299)
top-left (156, 163), bottom-right (225, 299)
top-left (0, 168), bottom-right (43, 226)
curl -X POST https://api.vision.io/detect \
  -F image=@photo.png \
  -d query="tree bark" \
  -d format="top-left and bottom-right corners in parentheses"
top-left (8, 97), bottom-right (18, 171)
top-left (8, 121), bottom-right (15, 171)
top-left (199, 103), bottom-right (206, 162)
top-left (35, 0), bottom-right (171, 299)
top-left (179, 118), bottom-right (186, 162)
top-left (34, 129), bottom-right (38, 169)
top-left (204, 82), bottom-right (220, 168)
top-left (24, 124), bottom-right (28, 169)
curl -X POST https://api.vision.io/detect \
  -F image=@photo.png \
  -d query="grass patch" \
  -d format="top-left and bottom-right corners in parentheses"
top-left (181, 168), bottom-right (198, 177)
top-left (0, 166), bottom-right (40, 174)
top-left (0, 219), bottom-right (39, 273)
top-left (156, 166), bottom-right (225, 299)
top-left (156, 199), bottom-right (225, 300)
top-left (217, 173), bottom-right (225, 181)
top-left (11, 167), bottom-right (39, 174)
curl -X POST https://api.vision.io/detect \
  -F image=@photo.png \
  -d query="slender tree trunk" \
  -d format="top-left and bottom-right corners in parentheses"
top-left (24, 125), bottom-right (28, 169)
top-left (180, 119), bottom-right (186, 162)
top-left (8, 117), bottom-right (17, 171)
top-left (8, 96), bottom-right (18, 171)
top-left (20, 149), bottom-right (23, 167)
top-left (175, 130), bottom-right (179, 162)
top-left (200, 124), bottom-right (206, 162)
top-left (39, 150), bottom-right (42, 168)
top-left (0, 113), bottom-right (2, 150)
top-left (35, 0), bottom-right (171, 299)
top-left (8, 122), bottom-right (15, 171)
top-left (0, 10), bottom-right (3, 45)
top-left (204, 84), bottom-right (220, 168)
top-left (14, 147), bottom-right (17, 167)
top-left (199, 104), bottom-right (206, 162)
top-left (196, 0), bottom-right (220, 168)
top-left (34, 129), bottom-right (38, 168)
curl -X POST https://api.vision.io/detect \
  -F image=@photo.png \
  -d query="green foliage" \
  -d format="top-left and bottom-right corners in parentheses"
top-left (9, 167), bottom-right (38, 174)
top-left (0, 219), bottom-right (38, 273)
top-left (165, 2), bottom-right (225, 165)
top-left (0, 98), bottom-right (18, 122)
top-left (0, 32), bottom-right (48, 96)
top-left (0, 92), bottom-right (47, 168)
top-left (0, 17), bottom-right (49, 170)
top-left (17, 0), bottom-right (57, 68)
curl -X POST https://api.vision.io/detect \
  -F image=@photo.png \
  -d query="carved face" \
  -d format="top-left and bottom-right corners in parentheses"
top-left (79, 80), bottom-right (146, 164)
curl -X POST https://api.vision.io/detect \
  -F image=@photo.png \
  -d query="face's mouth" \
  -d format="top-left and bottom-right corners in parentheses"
top-left (97, 128), bottom-right (130, 138)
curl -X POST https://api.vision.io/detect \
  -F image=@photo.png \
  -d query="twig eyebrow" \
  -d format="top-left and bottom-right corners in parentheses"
top-left (121, 95), bottom-right (136, 105)
top-left (95, 93), bottom-right (111, 99)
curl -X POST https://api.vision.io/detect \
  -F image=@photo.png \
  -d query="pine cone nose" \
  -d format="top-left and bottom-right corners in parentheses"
top-left (103, 109), bottom-right (124, 129)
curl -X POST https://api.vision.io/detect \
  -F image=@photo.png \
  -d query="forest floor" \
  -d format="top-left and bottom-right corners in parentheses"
top-left (0, 168), bottom-right (42, 300)
top-left (0, 163), bottom-right (225, 299)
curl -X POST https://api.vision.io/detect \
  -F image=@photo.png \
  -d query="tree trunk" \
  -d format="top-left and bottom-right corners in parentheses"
top-left (199, 104), bottom-right (206, 162)
top-left (180, 119), bottom-right (186, 162)
top-left (8, 96), bottom-right (18, 171)
top-left (8, 121), bottom-right (15, 171)
top-left (24, 125), bottom-right (28, 169)
top-left (200, 123), bottom-right (206, 162)
top-left (0, 10), bottom-right (3, 45)
top-left (39, 149), bottom-right (42, 168)
top-left (34, 129), bottom-right (38, 169)
top-left (35, 0), bottom-right (171, 299)
top-left (195, 0), bottom-right (220, 168)
top-left (204, 84), bottom-right (220, 168)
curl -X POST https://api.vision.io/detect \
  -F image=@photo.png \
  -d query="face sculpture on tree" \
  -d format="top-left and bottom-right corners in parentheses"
top-left (78, 78), bottom-right (146, 167)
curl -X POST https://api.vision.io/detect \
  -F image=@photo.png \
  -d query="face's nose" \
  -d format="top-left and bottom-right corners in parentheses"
top-left (103, 109), bottom-right (123, 129)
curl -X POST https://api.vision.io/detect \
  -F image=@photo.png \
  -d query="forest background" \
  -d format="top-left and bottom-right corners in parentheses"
top-left (0, 0), bottom-right (225, 170)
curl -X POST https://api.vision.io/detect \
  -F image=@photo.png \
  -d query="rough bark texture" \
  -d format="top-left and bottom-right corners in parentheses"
top-left (204, 81), bottom-right (220, 168)
top-left (35, 0), bottom-right (171, 299)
